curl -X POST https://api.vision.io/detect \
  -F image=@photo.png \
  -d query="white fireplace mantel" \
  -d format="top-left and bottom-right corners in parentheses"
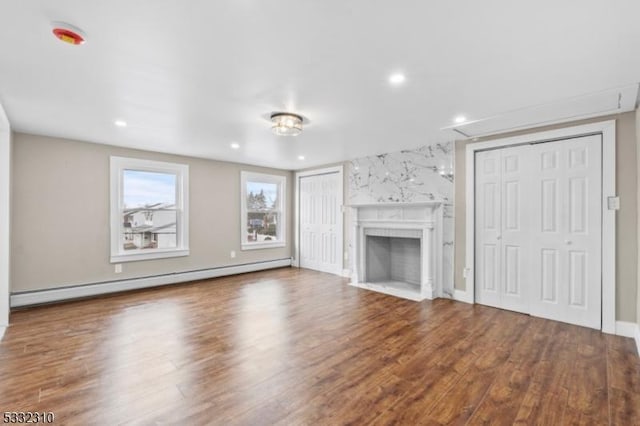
top-left (348, 202), bottom-right (444, 301)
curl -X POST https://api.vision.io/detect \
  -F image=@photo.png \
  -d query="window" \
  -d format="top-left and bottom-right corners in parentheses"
top-left (110, 157), bottom-right (189, 262)
top-left (241, 171), bottom-right (286, 250)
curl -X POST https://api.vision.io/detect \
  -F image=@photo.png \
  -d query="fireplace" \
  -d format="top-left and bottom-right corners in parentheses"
top-left (348, 202), bottom-right (443, 301)
top-left (366, 235), bottom-right (421, 289)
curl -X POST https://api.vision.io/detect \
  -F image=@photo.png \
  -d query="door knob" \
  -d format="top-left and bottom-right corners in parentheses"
top-left (565, 240), bottom-right (572, 245)
top-left (497, 236), bottom-right (502, 240)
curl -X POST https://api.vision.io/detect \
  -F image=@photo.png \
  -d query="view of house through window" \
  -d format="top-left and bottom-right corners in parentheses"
top-left (110, 156), bottom-right (189, 263)
top-left (122, 170), bottom-right (177, 251)
top-left (241, 171), bottom-right (285, 249)
top-left (246, 181), bottom-right (279, 243)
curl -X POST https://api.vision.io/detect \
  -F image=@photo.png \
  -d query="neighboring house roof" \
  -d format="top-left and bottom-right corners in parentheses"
top-left (123, 203), bottom-right (176, 215)
top-left (128, 222), bottom-right (177, 233)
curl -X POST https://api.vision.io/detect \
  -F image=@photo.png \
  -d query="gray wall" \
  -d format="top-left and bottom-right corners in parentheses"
top-left (11, 133), bottom-right (293, 293)
top-left (454, 112), bottom-right (638, 322)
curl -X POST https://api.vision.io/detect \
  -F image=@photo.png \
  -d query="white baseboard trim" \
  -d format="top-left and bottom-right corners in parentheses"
top-left (635, 326), bottom-right (640, 356)
top-left (423, 286), bottom-right (435, 300)
top-left (0, 326), bottom-right (5, 341)
top-left (453, 289), bottom-right (474, 304)
top-left (615, 321), bottom-right (638, 339)
top-left (341, 269), bottom-right (351, 278)
top-left (10, 258), bottom-right (292, 308)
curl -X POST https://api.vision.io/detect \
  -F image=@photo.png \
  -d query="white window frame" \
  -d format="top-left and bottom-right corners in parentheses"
top-left (110, 156), bottom-right (189, 263)
top-left (241, 171), bottom-right (286, 250)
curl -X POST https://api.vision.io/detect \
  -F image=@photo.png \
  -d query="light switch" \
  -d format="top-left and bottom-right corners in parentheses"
top-left (607, 196), bottom-right (620, 210)
top-left (230, 250), bottom-right (236, 258)
top-left (115, 264), bottom-right (122, 273)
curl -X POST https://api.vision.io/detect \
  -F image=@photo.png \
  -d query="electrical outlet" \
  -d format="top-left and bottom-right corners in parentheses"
top-left (462, 267), bottom-right (470, 278)
top-left (115, 264), bottom-right (122, 274)
top-left (230, 250), bottom-right (236, 258)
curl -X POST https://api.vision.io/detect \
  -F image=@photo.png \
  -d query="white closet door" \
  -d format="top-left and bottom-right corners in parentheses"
top-left (475, 145), bottom-right (531, 314)
top-left (475, 134), bottom-right (602, 329)
top-left (475, 149), bottom-right (503, 309)
top-left (300, 176), bottom-right (320, 271)
top-left (300, 173), bottom-right (341, 275)
top-left (529, 135), bottom-right (602, 329)
top-left (499, 146), bottom-right (532, 314)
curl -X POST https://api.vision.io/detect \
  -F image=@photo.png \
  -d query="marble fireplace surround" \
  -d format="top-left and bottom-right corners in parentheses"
top-left (348, 202), bottom-right (444, 301)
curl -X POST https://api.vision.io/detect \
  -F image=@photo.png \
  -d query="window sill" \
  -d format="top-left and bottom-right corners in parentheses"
top-left (110, 249), bottom-right (190, 263)
top-left (241, 242), bottom-right (286, 251)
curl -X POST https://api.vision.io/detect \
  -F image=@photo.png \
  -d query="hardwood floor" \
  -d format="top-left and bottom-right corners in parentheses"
top-left (1, 267), bottom-right (639, 425)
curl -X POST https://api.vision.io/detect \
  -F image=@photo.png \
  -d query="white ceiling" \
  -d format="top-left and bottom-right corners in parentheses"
top-left (0, 1), bottom-right (639, 170)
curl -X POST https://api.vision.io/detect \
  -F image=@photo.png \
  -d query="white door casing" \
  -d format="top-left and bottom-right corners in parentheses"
top-left (474, 134), bottom-right (603, 329)
top-left (296, 167), bottom-right (344, 276)
top-left (0, 103), bottom-right (10, 333)
top-left (465, 121), bottom-right (616, 333)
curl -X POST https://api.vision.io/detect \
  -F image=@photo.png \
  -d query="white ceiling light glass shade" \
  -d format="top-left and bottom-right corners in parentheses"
top-left (271, 112), bottom-right (303, 136)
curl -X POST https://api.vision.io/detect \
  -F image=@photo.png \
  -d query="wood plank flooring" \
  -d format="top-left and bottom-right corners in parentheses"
top-left (1, 267), bottom-right (639, 425)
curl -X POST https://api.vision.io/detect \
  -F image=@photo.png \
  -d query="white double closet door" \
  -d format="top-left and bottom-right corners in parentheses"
top-left (475, 134), bottom-right (602, 329)
top-left (299, 172), bottom-right (342, 275)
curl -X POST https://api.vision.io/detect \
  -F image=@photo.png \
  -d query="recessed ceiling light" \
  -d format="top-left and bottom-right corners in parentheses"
top-left (454, 116), bottom-right (467, 124)
top-left (230, 143), bottom-right (240, 149)
top-left (389, 73), bottom-right (406, 85)
top-left (114, 120), bottom-right (127, 127)
top-left (298, 155), bottom-right (305, 160)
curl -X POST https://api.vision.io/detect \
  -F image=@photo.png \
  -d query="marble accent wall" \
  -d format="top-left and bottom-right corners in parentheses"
top-left (348, 142), bottom-right (454, 296)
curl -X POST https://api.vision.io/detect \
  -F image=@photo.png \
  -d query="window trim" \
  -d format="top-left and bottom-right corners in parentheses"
top-left (110, 156), bottom-right (189, 263)
top-left (240, 171), bottom-right (286, 251)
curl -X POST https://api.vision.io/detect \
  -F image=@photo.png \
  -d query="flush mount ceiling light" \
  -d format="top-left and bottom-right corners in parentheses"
top-left (114, 120), bottom-right (127, 127)
top-left (51, 22), bottom-right (86, 45)
top-left (270, 112), bottom-right (303, 136)
top-left (454, 115), bottom-right (467, 124)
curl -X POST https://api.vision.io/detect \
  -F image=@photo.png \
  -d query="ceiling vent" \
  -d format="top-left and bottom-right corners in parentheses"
top-left (442, 84), bottom-right (639, 139)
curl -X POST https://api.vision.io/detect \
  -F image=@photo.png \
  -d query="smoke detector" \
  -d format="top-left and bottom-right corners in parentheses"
top-left (51, 22), bottom-right (86, 45)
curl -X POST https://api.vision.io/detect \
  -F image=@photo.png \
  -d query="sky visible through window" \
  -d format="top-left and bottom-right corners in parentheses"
top-left (247, 181), bottom-right (278, 209)
top-left (123, 170), bottom-right (176, 208)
